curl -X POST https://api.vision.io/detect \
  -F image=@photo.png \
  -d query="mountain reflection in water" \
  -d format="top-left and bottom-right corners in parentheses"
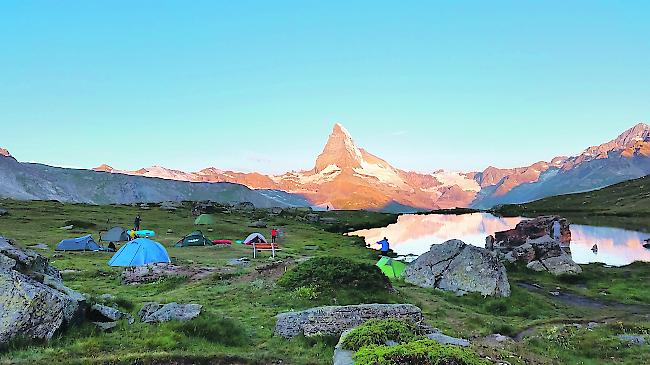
top-left (351, 213), bottom-right (650, 266)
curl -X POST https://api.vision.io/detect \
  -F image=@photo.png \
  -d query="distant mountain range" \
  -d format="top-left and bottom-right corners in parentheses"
top-left (1, 122), bottom-right (649, 211)
top-left (0, 152), bottom-right (310, 207)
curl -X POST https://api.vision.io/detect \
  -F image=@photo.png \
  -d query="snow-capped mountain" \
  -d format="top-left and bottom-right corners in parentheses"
top-left (89, 122), bottom-right (650, 211)
top-left (0, 121), bottom-right (636, 211)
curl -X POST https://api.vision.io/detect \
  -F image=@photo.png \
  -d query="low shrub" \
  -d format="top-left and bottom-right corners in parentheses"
top-left (291, 285), bottom-right (320, 300)
top-left (277, 256), bottom-right (390, 293)
top-left (342, 319), bottom-right (420, 351)
top-left (354, 339), bottom-right (489, 365)
top-left (174, 316), bottom-right (247, 347)
top-left (63, 219), bottom-right (97, 229)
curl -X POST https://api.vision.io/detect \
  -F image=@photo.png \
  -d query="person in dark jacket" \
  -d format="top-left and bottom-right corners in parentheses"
top-left (134, 214), bottom-right (141, 231)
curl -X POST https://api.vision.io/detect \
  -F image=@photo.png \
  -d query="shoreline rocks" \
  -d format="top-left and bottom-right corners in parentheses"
top-left (504, 235), bottom-right (582, 276)
top-left (495, 215), bottom-right (571, 247)
top-left (402, 240), bottom-right (511, 297)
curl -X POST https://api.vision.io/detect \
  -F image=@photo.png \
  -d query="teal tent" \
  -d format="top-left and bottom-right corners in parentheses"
top-left (108, 238), bottom-right (170, 267)
top-left (175, 231), bottom-right (212, 247)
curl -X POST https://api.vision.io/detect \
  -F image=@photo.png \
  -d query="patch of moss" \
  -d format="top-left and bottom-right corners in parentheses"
top-left (353, 339), bottom-right (489, 365)
top-left (342, 319), bottom-right (420, 351)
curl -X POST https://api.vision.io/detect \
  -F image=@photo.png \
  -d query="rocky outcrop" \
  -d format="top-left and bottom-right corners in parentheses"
top-left (495, 216), bottom-right (571, 247)
top-left (0, 237), bottom-right (86, 344)
top-left (89, 304), bottom-right (134, 325)
top-left (504, 235), bottom-right (582, 276)
top-left (139, 302), bottom-right (202, 323)
top-left (122, 263), bottom-right (223, 284)
top-left (248, 220), bottom-right (267, 228)
top-left (403, 240), bottom-right (511, 297)
top-left (274, 304), bottom-right (425, 339)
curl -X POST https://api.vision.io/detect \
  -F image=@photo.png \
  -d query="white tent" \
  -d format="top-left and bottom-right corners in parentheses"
top-left (243, 232), bottom-right (267, 245)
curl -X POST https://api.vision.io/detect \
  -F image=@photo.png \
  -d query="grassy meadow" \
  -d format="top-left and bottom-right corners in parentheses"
top-left (0, 199), bottom-right (649, 364)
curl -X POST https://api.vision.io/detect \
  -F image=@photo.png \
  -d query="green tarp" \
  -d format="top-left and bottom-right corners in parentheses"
top-left (376, 256), bottom-right (407, 278)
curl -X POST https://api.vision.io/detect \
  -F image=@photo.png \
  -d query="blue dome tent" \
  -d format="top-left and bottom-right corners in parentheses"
top-left (56, 235), bottom-right (102, 251)
top-left (108, 238), bottom-right (171, 267)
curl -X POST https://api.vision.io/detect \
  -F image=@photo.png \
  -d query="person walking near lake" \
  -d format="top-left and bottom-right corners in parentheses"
top-left (377, 237), bottom-right (390, 256)
top-left (134, 214), bottom-right (141, 231)
top-left (271, 228), bottom-right (278, 243)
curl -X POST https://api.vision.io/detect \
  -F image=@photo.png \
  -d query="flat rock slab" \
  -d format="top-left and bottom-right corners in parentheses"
top-left (274, 304), bottom-right (424, 339)
top-left (618, 335), bottom-right (646, 346)
top-left (403, 239), bottom-right (511, 297)
top-left (139, 302), bottom-right (202, 323)
top-left (122, 263), bottom-right (224, 284)
top-left (426, 331), bottom-right (470, 347)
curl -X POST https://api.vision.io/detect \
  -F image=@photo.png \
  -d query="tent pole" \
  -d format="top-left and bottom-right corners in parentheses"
top-left (253, 242), bottom-right (257, 259)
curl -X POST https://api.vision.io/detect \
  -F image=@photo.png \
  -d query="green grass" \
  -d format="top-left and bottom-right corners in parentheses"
top-left (1, 198), bottom-right (650, 364)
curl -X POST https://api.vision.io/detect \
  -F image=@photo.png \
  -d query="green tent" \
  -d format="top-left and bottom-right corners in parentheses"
top-left (376, 256), bottom-right (407, 279)
top-left (175, 230), bottom-right (212, 247)
top-left (194, 214), bottom-right (215, 225)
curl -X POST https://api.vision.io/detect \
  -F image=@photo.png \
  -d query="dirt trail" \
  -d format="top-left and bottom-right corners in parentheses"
top-left (513, 281), bottom-right (650, 342)
top-left (517, 282), bottom-right (650, 313)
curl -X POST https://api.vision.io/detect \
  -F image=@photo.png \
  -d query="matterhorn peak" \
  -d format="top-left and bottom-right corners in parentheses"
top-left (313, 123), bottom-right (364, 173)
top-left (0, 147), bottom-right (11, 158)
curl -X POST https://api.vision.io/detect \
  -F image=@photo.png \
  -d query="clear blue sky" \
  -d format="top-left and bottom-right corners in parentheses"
top-left (1, 1), bottom-right (648, 173)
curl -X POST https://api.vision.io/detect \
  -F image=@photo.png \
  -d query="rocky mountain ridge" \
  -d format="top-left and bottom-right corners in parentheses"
top-left (88, 122), bottom-right (650, 211)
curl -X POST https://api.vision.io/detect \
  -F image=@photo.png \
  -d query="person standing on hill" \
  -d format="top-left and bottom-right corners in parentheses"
top-left (134, 214), bottom-right (141, 231)
top-left (378, 237), bottom-right (390, 256)
top-left (271, 228), bottom-right (278, 243)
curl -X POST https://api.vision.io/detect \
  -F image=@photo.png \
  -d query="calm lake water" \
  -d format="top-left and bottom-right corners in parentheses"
top-left (351, 213), bottom-right (650, 266)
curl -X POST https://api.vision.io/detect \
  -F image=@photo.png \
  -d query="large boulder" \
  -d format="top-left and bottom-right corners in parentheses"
top-left (495, 216), bottom-right (571, 247)
top-left (274, 304), bottom-right (425, 339)
top-left (138, 302), bottom-right (202, 323)
top-left (403, 240), bottom-right (511, 297)
top-left (0, 237), bottom-right (86, 344)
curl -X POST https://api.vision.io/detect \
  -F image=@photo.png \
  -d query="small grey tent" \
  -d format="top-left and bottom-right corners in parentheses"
top-left (56, 235), bottom-right (103, 251)
top-left (101, 226), bottom-right (130, 243)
